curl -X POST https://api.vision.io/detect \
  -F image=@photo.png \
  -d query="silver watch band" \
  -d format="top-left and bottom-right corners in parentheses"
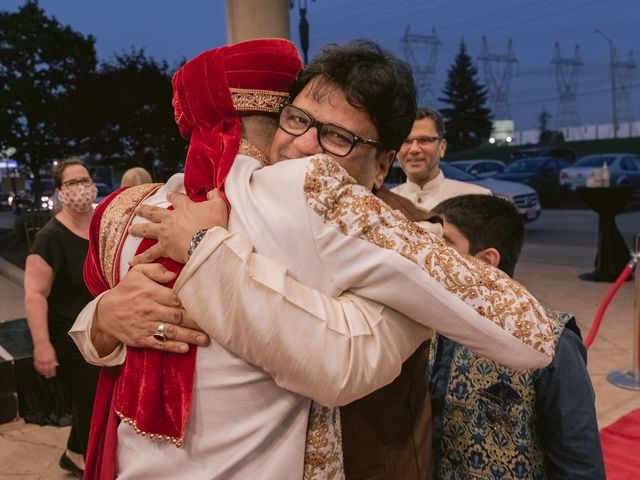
top-left (188, 228), bottom-right (209, 258)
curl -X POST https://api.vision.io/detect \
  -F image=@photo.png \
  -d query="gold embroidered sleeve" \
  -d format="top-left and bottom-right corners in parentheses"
top-left (303, 155), bottom-right (555, 358)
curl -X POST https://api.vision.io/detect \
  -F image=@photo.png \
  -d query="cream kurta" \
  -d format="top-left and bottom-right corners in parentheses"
top-left (392, 170), bottom-right (491, 211)
top-left (70, 156), bottom-right (429, 479)
top-left (71, 153), bottom-right (554, 479)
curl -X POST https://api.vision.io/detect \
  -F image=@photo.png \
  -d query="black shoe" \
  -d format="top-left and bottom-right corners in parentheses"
top-left (59, 453), bottom-right (84, 478)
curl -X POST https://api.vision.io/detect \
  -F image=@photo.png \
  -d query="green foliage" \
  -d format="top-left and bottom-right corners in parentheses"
top-left (439, 42), bottom-right (492, 151)
top-left (536, 108), bottom-right (552, 132)
top-left (66, 50), bottom-right (186, 178)
top-left (0, 1), bottom-right (97, 197)
top-left (538, 129), bottom-right (565, 145)
top-left (1, 2), bottom-right (185, 190)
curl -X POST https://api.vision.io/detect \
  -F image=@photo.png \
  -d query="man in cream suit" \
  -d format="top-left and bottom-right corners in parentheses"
top-left (73, 41), bottom-right (554, 480)
top-left (392, 108), bottom-right (490, 210)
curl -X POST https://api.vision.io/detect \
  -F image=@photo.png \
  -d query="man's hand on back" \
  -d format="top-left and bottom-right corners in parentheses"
top-left (91, 263), bottom-right (209, 357)
top-left (129, 189), bottom-right (229, 265)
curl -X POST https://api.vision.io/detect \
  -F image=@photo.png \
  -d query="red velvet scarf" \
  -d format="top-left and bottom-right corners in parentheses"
top-left (82, 38), bottom-right (301, 479)
top-left (111, 40), bottom-right (241, 443)
top-left (83, 47), bottom-right (240, 479)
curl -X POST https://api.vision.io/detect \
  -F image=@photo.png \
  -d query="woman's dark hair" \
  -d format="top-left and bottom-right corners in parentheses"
top-left (53, 158), bottom-right (87, 189)
top-left (290, 40), bottom-right (417, 152)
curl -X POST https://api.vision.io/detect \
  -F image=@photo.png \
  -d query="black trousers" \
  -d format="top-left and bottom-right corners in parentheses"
top-left (54, 345), bottom-right (100, 456)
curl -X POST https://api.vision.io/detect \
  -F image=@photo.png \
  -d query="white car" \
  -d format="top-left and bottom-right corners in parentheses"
top-left (448, 159), bottom-right (505, 178)
top-left (441, 164), bottom-right (541, 222)
top-left (559, 153), bottom-right (640, 193)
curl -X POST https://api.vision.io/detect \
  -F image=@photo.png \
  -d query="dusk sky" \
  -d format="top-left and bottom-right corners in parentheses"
top-left (2, 0), bottom-right (639, 131)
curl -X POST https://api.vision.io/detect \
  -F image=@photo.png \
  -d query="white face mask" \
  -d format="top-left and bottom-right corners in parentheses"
top-left (58, 183), bottom-right (98, 213)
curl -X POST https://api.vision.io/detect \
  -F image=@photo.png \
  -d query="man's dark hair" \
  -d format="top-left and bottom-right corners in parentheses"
top-left (53, 158), bottom-right (87, 189)
top-left (416, 108), bottom-right (445, 138)
top-left (290, 40), bottom-right (417, 152)
top-left (431, 194), bottom-right (524, 276)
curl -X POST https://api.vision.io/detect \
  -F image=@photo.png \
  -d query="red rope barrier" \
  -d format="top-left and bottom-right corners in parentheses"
top-left (584, 260), bottom-right (636, 349)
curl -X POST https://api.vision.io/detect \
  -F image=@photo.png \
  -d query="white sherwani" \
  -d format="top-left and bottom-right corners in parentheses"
top-left (392, 170), bottom-right (490, 211)
top-left (73, 173), bottom-right (312, 479)
top-left (72, 153), bottom-right (554, 479)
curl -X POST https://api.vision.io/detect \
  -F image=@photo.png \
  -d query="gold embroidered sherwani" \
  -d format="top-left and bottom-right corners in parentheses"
top-left (177, 153), bottom-right (556, 477)
top-left (72, 152), bottom-right (555, 479)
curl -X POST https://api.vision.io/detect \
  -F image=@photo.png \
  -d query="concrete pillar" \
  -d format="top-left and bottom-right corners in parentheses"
top-left (225, 0), bottom-right (291, 44)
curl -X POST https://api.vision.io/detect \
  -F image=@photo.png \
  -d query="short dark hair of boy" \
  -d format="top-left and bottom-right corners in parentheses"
top-left (431, 194), bottom-right (524, 276)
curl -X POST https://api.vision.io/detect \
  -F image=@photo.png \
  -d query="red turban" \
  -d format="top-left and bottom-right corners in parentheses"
top-left (173, 38), bottom-right (303, 199)
top-left (84, 38), bottom-right (302, 479)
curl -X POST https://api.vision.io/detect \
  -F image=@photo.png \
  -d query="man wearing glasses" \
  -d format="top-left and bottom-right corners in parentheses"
top-left (73, 41), bottom-right (554, 479)
top-left (392, 108), bottom-right (489, 210)
top-left (274, 103), bottom-right (385, 183)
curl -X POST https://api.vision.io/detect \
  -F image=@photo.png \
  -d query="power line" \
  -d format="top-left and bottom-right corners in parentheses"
top-left (508, 81), bottom-right (640, 107)
top-left (289, 0), bottom-right (639, 125)
top-left (551, 42), bottom-right (583, 128)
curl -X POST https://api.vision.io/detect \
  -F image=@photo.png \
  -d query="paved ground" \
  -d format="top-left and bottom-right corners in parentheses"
top-left (517, 209), bottom-right (640, 430)
top-left (0, 208), bottom-right (639, 479)
top-left (0, 210), bottom-right (15, 230)
top-left (516, 260), bottom-right (639, 427)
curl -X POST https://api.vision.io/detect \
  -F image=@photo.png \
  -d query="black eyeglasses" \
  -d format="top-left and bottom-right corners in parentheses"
top-left (62, 176), bottom-right (93, 189)
top-left (401, 135), bottom-right (442, 147)
top-left (277, 103), bottom-right (382, 157)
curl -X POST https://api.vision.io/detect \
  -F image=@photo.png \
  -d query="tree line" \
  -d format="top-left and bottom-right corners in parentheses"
top-left (0, 1), bottom-right (186, 198)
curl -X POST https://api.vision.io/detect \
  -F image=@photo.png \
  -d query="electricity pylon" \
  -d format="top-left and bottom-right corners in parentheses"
top-left (402, 25), bottom-right (441, 107)
top-left (551, 42), bottom-right (582, 129)
top-left (478, 37), bottom-right (517, 120)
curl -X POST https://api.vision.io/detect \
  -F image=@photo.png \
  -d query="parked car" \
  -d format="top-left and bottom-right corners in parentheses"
top-left (494, 156), bottom-right (571, 190)
top-left (383, 163), bottom-right (541, 222)
top-left (510, 146), bottom-right (576, 163)
top-left (94, 182), bottom-right (114, 205)
top-left (441, 164), bottom-right (541, 222)
top-left (0, 192), bottom-right (11, 211)
top-left (383, 159), bottom-right (406, 189)
top-left (448, 159), bottom-right (505, 178)
top-left (11, 189), bottom-right (54, 214)
top-left (559, 153), bottom-right (640, 193)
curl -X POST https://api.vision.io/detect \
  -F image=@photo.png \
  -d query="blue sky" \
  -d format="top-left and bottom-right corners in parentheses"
top-left (2, 0), bottom-right (638, 131)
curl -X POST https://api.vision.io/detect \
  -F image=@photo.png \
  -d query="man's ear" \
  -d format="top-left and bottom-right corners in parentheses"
top-left (474, 247), bottom-right (501, 268)
top-left (438, 138), bottom-right (448, 159)
top-left (373, 150), bottom-right (395, 189)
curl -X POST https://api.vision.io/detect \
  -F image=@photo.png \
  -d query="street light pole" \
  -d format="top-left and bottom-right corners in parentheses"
top-left (298, 0), bottom-right (309, 64)
top-left (596, 29), bottom-right (618, 139)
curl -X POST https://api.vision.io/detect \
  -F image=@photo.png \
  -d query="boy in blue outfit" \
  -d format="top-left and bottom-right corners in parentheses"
top-left (429, 194), bottom-right (604, 479)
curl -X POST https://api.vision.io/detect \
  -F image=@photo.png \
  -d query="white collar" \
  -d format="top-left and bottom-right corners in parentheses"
top-left (406, 170), bottom-right (444, 192)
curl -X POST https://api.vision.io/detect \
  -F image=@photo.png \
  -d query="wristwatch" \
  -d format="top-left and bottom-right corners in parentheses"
top-left (188, 228), bottom-right (209, 258)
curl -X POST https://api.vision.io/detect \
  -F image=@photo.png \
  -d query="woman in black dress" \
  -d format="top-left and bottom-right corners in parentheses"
top-left (24, 158), bottom-right (100, 478)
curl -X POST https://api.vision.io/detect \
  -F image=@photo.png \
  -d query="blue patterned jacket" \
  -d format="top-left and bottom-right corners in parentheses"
top-left (429, 311), bottom-right (605, 479)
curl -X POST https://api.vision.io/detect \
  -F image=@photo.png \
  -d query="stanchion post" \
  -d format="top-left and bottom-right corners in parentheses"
top-left (607, 234), bottom-right (640, 390)
top-left (634, 234), bottom-right (640, 383)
